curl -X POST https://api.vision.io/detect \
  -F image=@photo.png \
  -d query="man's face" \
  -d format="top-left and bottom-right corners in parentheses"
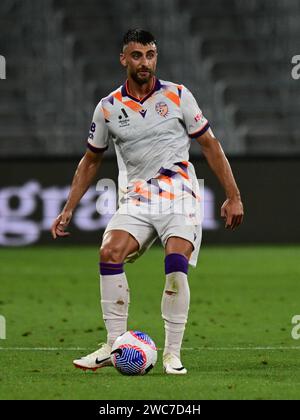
top-left (120, 42), bottom-right (158, 84)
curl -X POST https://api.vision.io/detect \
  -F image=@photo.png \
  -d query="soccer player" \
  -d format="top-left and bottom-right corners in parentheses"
top-left (51, 29), bottom-right (244, 374)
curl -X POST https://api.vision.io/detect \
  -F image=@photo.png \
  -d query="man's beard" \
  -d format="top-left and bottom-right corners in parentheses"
top-left (131, 69), bottom-right (154, 85)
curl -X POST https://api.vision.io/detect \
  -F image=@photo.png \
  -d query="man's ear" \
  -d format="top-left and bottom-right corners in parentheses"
top-left (120, 53), bottom-right (127, 68)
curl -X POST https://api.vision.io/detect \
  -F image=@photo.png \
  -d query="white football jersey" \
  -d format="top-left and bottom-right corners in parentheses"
top-left (87, 78), bottom-right (210, 213)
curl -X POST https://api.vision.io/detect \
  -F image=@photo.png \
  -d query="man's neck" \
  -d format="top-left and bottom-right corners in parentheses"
top-left (126, 76), bottom-right (155, 100)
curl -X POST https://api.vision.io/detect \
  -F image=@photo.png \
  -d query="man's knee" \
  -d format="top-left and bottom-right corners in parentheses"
top-left (165, 237), bottom-right (193, 260)
top-left (100, 243), bottom-right (125, 263)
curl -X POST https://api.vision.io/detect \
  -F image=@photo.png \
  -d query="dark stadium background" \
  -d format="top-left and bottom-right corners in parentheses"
top-left (1, 0), bottom-right (300, 247)
top-left (1, 0), bottom-right (300, 402)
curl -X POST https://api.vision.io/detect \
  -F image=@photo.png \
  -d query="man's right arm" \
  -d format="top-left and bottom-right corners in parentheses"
top-left (51, 149), bottom-right (105, 239)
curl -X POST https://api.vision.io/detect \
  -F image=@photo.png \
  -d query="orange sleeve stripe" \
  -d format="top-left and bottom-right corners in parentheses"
top-left (163, 90), bottom-right (181, 107)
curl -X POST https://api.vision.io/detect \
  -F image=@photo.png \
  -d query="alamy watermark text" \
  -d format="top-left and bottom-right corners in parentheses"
top-left (0, 315), bottom-right (6, 339)
top-left (0, 55), bottom-right (6, 79)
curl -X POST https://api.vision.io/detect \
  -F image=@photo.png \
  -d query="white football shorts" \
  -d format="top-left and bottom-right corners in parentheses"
top-left (103, 206), bottom-right (202, 267)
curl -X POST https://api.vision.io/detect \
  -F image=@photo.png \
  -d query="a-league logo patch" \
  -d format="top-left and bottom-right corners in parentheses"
top-left (155, 102), bottom-right (169, 118)
top-left (194, 113), bottom-right (202, 122)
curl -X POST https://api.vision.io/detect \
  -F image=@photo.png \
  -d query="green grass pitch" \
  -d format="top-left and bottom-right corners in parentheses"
top-left (0, 245), bottom-right (300, 400)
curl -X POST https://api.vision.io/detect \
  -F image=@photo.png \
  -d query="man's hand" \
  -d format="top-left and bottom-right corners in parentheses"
top-left (51, 210), bottom-right (73, 239)
top-left (221, 198), bottom-right (244, 230)
top-left (50, 149), bottom-right (105, 240)
top-left (196, 130), bottom-right (244, 230)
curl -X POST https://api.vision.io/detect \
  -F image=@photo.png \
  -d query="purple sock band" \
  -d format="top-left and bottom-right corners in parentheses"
top-left (100, 262), bottom-right (124, 276)
top-left (165, 253), bottom-right (188, 275)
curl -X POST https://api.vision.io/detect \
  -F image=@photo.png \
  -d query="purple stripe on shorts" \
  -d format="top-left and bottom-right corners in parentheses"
top-left (100, 262), bottom-right (124, 275)
top-left (165, 253), bottom-right (188, 275)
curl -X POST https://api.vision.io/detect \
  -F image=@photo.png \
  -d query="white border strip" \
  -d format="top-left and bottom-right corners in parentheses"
top-left (0, 346), bottom-right (300, 352)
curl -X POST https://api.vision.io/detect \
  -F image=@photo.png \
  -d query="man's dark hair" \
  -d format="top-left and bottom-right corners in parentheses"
top-left (122, 29), bottom-right (157, 50)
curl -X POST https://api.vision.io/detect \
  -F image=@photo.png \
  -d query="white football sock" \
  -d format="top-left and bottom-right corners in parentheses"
top-left (161, 271), bottom-right (190, 359)
top-left (100, 271), bottom-right (129, 347)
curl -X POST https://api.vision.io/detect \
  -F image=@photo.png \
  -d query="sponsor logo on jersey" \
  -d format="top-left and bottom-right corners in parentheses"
top-left (155, 102), bottom-right (169, 118)
top-left (118, 108), bottom-right (130, 127)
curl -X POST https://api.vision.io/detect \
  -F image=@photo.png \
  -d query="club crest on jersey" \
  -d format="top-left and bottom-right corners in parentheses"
top-left (155, 102), bottom-right (169, 118)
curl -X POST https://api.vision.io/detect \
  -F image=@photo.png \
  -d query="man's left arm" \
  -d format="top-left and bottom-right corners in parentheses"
top-left (196, 129), bottom-right (244, 230)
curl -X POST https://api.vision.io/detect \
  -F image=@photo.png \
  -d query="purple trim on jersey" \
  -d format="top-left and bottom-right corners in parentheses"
top-left (121, 78), bottom-right (162, 104)
top-left (147, 178), bottom-right (160, 189)
top-left (140, 78), bottom-right (161, 103)
top-left (165, 253), bottom-right (189, 275)
top-left (107, 95), bottom-right (114, 105)
top-left (189, 122), bottom-right (210, 139)
top-left (158, 167), bottom-right (178, 178)
top-left (100, 262), bottom-right (124, 275)
top-left (182, 183), bottom-right (196, 198)
top-left (178, 86), bottom-right (182, 98)
top-left (175, 161), bottom-right (188, 173)
top-left (121, 83), bottom-right (127, 98)
top-left (87, 142), bottom-right (108, 153)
